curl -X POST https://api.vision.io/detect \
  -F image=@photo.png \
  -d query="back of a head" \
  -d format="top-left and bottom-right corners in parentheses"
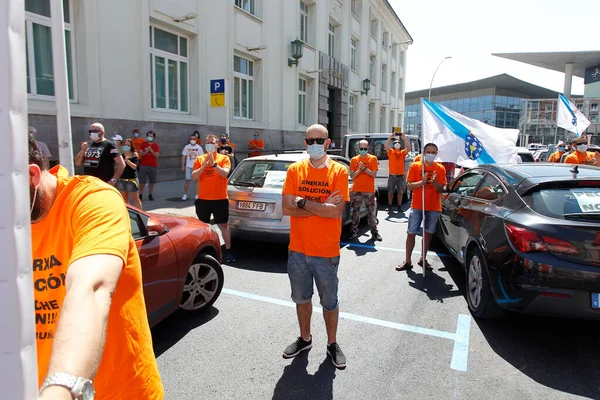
top-left (29, 134), bottom-right (45, 170)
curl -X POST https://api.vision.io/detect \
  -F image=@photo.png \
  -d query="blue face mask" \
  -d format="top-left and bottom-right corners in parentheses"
top-left (359, 149), bottom-right (368, 156)
top-left (558, 147), bottom-right (565, 152)
top-left (122, 146), bottom-right (131, 152)
top-left (307, 144), bottom-right (325, 160)
top-left (424, 153), bottom-right (436, 163)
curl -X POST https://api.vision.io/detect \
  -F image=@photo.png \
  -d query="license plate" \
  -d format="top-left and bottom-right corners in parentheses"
top-left (593, 293), bottom-right (600, 309)
top-left (237, 201), bottom-right (267, 211)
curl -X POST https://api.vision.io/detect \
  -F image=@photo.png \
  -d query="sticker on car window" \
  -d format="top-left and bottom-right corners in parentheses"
top-left (252, 163), bottom-right (269, 179)
top-left (263, 171), bottom-right (287, 189)
top-left (570, 189), bottom-right (600, 212)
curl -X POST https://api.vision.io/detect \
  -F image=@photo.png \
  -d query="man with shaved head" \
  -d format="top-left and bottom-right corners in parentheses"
top-left (281, 124), bottom-right (350, 369)
top-left (75, 122), bottom-right (125, 185)
top-left (349, 139), bottom-right (381, 241)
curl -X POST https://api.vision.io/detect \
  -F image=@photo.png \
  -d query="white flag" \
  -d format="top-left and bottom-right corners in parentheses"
top-left (422, 99), bottom-right (519, 169)
top-left (557, 93), bottom-right (590, 137)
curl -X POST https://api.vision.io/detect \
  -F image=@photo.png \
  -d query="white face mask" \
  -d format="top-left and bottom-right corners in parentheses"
top-left (90, 132), bottom-right (100, 141)
top-left (577, 144), bottom-right (588, 153)
top-left (147, 136), bottom-right (154, 142)
top-left (205, 143), bottom-right (216, 153)
top-left (424, 153), bottom-right (436, 163)
top-left (393, 143), bottom-right (401, 149)
top-left (307, 144), bottom-right (325, 160)
top-left (190, 140), bottom-right (197, 145)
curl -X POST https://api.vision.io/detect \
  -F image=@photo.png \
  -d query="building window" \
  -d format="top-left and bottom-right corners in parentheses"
top-left (391, 72), bottom-right (396, 95)
top-left (235, 0), bottom-right (255, 15)
top-left (371, 18), bottom-right (377, 38)
top-left (381, 64), bottom-right (387, 89)
top-left (350, 39), bottom-right (357, 71)
top-left (233, 55), bottom-right (254, 119)
top-left (400, 51), bottom-right (405, 65)
top-left (25, 0), bottom-right (76, 100)
top-left (349, 95), bottom-right (356, 131)
top-left (591, 103), bottom-right (598, 112)
top-left (328, 23), bottom-right (335, 58)
top-left (150, 26), bottom-right (189, 112)
top-left (577, 103), bottom-right (584, 111)
top-left (300, 1), bottom-right (309, 43)
top-left (382, 31), bottom-right (388, 48)
top-left (380, 106), bottom-right (386, 131)
top-left (298, 78), bottom-right (307, 125)
top-left (591, 115), bottom-right (598, 122)
top-left (545, 104), bottom-right (552, 112)
top-left (368, 102), bottom-right (374, 132)
top-left (369, 54), bottom-right (375, 82)
top-left (351, 0), bottom-right (360, 18)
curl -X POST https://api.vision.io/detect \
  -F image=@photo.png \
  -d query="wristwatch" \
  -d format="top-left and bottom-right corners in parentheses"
top-left (296, 197), bottom-right (306, 209)
top-left (40, 373), bottom-right (95, 399)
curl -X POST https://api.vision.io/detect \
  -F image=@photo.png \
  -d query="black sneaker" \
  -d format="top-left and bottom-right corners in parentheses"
top-left (327, 342), bottom-right (346, 369)
top-left (283, 336), bottom-right (312, 359)
top-left (139, 193), bottom-right (143, 200)
top-left (148, 194), bottom-right (154, 201)
top-left (225, 250), bottom-right (236, 263)
top-left (372, 231), bottom-right (382, 241)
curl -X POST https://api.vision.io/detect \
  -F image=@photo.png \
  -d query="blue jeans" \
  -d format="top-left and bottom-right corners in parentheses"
top-left (287, 250), bottom-right (340, 311)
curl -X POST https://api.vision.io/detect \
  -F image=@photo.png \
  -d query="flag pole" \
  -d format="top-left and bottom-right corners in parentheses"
top-left (420, 99), bottom-right (426, 277)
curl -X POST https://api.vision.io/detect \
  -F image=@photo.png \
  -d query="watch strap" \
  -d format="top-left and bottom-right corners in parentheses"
top-left (40, 372), bottom-right (92, 399)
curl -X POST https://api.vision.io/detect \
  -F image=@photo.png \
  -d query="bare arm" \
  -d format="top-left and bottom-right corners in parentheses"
top-left (74, 143), bottom-right (87, 166)
top-left (214, 163), bottom-right (230, 178)
top-left (39, 254), bottom-right (123, 399)
top-left (384, 134), bottom-right (395, 151)
top-left (112, 156), bottom-right (125, 181)
top-left (303, 193), bottom-right (346, 219)
top-left (181, 155), bottom-right (187, 170)
top-left (282, 194), bottom-right (314, 217)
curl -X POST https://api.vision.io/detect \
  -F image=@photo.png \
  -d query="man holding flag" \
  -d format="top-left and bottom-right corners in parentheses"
top-left (396, 143), bottom-right (446, 272)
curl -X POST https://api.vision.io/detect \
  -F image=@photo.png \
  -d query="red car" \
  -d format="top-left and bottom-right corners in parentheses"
top-left (127, 206), bottom-right (224, 327)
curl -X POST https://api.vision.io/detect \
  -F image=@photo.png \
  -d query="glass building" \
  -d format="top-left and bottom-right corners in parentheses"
top-left (403, 74), bottom-right (559, 139)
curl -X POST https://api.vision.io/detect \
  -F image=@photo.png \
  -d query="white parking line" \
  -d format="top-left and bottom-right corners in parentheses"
top-left (221, 288), bottom-right (471, 371)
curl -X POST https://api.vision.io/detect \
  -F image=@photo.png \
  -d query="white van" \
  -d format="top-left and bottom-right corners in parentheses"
top-left (342, 133), bottom-right (421, 194)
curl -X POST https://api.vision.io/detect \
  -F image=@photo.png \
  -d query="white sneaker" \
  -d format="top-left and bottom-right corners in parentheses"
top-left (182, 194), bottom-right (188, 201)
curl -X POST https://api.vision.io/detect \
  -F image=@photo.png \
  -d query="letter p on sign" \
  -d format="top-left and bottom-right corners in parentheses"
top-left (211, 79), bottom-right (225, 94)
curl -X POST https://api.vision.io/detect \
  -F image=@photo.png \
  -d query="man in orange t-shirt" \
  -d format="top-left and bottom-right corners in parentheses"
top-left (131, 128), bottom-right (145, 151)
top-left (385, 132), bottom-right (410, 212)
top-left (349, 139), bottom-right (380, 241)
top-left (193, 134), bottom-right (235, 263)
top-left (281, 124), bottom-right (349, 369)
top-left (564, 135), bottom-right (599, 166)
top-left (547, 140), bottom-right (566, 163)
top-left (248, 131), bottom-right (265, 157)
top-left (397, 143), bottom-right (446, 272)
top-left (28, 136), bottom-right (163, 399)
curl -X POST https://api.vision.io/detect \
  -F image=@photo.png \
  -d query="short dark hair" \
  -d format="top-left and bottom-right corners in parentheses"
top-left (28, 134), bottom-right (45, 170)
top-left (424, 142), bottom-right (438, 152)
top-left (146, 131), bottom-right (156, 138)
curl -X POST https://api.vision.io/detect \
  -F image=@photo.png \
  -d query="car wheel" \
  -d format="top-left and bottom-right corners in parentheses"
top-left (180, 254), bottom-right (224, 312)
top-left (466, 247), bottom-right (503, 320)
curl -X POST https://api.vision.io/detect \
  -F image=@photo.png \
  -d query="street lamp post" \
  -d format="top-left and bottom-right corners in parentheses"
top-left (428, 56), bottom-right (452, 101)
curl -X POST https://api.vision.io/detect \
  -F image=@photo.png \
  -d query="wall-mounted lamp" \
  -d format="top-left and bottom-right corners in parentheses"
top-left (288, 38), bottom-right (304, 67)
top-left (361, 78), bottom-right (371, 95)
top-left (173, 13), bottom-right (198, 23)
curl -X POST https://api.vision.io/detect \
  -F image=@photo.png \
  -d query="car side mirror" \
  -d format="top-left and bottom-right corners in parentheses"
top-left (147, 219), bottom-right (169, 237)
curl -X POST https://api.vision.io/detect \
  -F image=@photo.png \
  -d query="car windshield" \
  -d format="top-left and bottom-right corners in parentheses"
top-left (229, 160), bottom-right (295, 189)
top-left (522, 184), bottom-right (600, 220)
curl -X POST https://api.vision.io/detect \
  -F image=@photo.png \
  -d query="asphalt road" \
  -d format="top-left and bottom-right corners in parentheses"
top-left (145, 182), bottom-right (600, 400)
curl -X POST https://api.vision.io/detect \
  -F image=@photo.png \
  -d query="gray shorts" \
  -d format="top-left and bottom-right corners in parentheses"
top-left (185, 167), bottom-right (194, 180)
top-left (388, 174), bottom-right (406, 194)
top-left (138, 166), bottom-right (158, 184)
top-left (287, 250), bottom-right (340, 311)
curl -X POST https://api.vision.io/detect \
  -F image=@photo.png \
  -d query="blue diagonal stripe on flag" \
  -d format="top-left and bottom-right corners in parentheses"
top-left (423, 99), bottom-right (496, 164)
top-left (559, 94), bottom-right (577, 125)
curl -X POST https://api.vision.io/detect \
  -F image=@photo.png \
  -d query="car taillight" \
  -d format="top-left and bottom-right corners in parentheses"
top-left (504, 223), bottom-right (579, 255)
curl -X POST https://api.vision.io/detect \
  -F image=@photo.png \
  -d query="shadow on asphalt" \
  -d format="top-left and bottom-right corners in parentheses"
top-left (437, 244), bottom-right (600, 398)
top-left (406, 267), bottom-right (463, 303)
top-left (272, 352), bottom-right (336, 400)
top-left (229, 238), bottom-right (289, 274)
top-left (152, 307), bottom-right (220, 357)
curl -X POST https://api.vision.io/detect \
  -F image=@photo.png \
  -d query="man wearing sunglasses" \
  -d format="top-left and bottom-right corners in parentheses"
top-left (281, 124), bottom-right (350, 369)
top-left (349, 140), bottom-right (381, 241)
top-left (75, 122), bottom-right (125, 186)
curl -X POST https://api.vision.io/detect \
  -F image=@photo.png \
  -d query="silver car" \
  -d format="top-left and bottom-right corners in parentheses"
top-left (227, 152), bottom-right (376, 242)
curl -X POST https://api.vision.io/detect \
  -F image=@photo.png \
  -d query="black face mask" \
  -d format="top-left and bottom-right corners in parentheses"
top-left (221, 138), bottom-right (227, 144)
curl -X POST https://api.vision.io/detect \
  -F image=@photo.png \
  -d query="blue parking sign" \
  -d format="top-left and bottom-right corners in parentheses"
top-left (210, 79), bottom-right (225, 94)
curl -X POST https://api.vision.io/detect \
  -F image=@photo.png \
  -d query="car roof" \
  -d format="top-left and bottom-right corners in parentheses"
top-left (472, 163), bottom-right (600, 187)
top-left (240, 152), bottom-right (350, 163)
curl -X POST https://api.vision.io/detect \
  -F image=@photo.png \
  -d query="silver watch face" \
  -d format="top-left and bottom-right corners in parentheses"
top-left (81, 381), bottom-right (95, 400)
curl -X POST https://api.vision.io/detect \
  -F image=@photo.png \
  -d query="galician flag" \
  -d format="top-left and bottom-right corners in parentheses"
top-left (422, 98), bottom-right (519, 169)
top-left (556, 93), bottom-right (590, 137)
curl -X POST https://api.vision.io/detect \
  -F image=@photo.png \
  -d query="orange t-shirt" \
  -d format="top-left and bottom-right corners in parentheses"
top-left (407, 161), bottom-right (447, 212)
top-left (564, 151), bottom-right (596, 165)
top-left (249, 139), bottom-right (265, 157)
top-left (131, 137), bottom-right (145, 151)
top-left (350, 154), bottom-right (378, 193)
top-left (194, 153), bottom-right (231, 200)
top-left (547, 151), bottom-right (564, 163)
top-left (282, 158), bottom-right (350, 258)
top-left (31, 166), bottom-right (163, 399)
top-left (387, 148), bottom-right (409, 175)
top-left (413, 154), bottom-right (422, 163)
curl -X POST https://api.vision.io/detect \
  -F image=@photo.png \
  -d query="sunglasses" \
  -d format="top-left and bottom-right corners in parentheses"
top-left (359, 147), bottom-right (368, 150)
top-left (305, 138), bottom-right (327, 145)
top-left (89, 129), bottom-right (101, 133)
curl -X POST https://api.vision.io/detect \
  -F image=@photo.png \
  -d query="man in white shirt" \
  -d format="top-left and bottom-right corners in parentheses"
top-left (181, 134), bottom-right (204, 200)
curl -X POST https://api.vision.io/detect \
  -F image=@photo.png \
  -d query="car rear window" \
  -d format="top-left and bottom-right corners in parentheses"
top-left (229, 160), bottom-right (293, 189)
top-left (522, 184), bottom-right (600, 219)
top-left (518, 152), bottom-right (535, 162)
top-left (348, 137), bottom-right (419, 161)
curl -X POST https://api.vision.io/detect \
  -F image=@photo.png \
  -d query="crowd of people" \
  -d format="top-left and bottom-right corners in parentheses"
top-left (547, 136), bottom-right (599, 165)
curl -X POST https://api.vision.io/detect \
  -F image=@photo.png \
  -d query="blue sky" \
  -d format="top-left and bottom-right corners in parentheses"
top-left (390, 0), bottom-right (600, 94)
